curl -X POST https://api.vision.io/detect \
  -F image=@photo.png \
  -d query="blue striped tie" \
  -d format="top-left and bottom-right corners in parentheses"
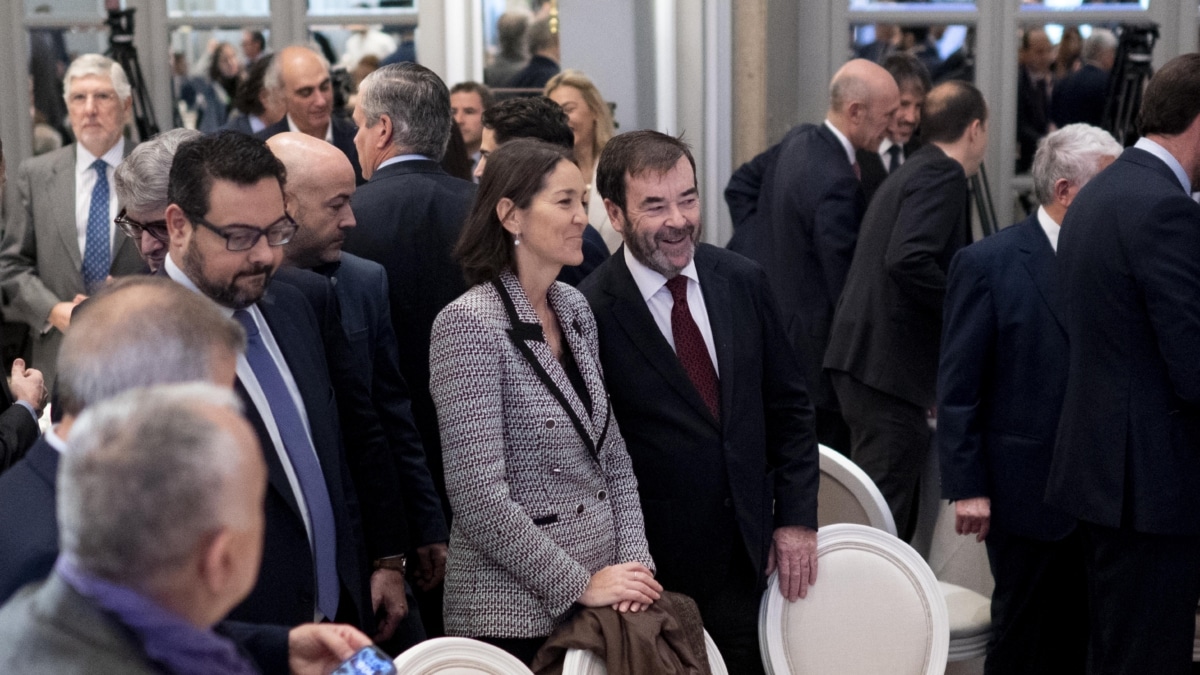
top-left (233, 309), bottom-right (340, 620)
top-left (82, 159), bottom-right (111, 293)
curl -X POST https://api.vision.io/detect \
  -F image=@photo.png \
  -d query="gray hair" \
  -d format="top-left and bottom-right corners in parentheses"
top-left (59, 384), bottom-right (244, 586)
top-left (114, 129), bottom-right (201, 215)
top-left (263, 44), bottom-right (331, 95)
top-left (1082, 29), bottom-right (1118, 64)
top-left (57, 276), bottom-right (246, 417)
top-left (62, 54), bottom-right (132, 103)
top-left (1031, 123), bottom-right (1123, 205)
top-left (358, 62), bottom-right (452, 160)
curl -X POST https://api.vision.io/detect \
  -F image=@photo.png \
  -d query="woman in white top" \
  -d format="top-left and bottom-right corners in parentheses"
top-left (545, 70), bottom-right (620, 253)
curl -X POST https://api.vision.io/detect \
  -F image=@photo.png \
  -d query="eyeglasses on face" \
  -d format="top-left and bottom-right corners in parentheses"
top-left (185, 212), bottom-right (298, 252)
top-left (115, 209), bottom-right (169, 244)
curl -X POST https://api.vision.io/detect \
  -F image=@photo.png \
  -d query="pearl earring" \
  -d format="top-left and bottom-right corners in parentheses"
top-left (514, 234), bottom-right (521, 246)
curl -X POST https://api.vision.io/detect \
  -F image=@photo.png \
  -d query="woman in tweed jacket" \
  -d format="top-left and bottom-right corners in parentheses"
top-left (429, 140), bottom-right (660, 663)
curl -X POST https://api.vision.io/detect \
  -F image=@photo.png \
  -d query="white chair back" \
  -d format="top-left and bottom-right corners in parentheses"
top-left (560, 629), bottom-right (728, 675)
top-left (758, 523), bottom-right (949, 675)
top-left (817, 444), bottom-right (898, 536)
top-left (392, 637), bottom-right (534, 674)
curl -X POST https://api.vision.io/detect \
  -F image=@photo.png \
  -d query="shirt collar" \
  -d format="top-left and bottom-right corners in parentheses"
top-left (823, 120), bottom-right (857, 166)
top-left (1135, 137), bottom-right (1192, 194)
top-left (879, 138), bottom-right (896, 155)
top-left (55, 556), bottom-right (258, 675)
top-left (286, 114), bottom-right (334, 143)
top-left (75, 138), bottom-right (125, 174)
top-left (44, 426), bottom-right (68, 454)
top-left (622, 245), bottom-right (700, 303)
top-left (377, 153), bottom-right (433, 171)
top-left (1036, 205), bottom-right (1061, 253)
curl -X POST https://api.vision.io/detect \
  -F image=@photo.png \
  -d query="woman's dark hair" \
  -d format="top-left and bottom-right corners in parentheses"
top-left (455, 138), bottom-right (574, 286)
top-left (235, 54), bottom-right (274, 117)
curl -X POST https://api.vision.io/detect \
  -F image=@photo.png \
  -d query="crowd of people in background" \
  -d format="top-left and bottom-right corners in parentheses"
top-left (3, 8), bottom-right (1200, 675)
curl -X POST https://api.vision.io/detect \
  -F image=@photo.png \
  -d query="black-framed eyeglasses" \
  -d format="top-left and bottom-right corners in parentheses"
top-left (185, 212), bottom-right (298, 252)
top-left (114, 209), bottom-right (169, 244)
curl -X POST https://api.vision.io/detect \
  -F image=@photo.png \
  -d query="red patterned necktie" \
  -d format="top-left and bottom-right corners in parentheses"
top-left (666, 275), bottom-right (720, 420)
top-left (852, 161), bottom-right (862, 180)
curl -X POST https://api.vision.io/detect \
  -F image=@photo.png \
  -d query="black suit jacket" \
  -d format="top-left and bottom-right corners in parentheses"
top-left (937, 215), bottom-right (1074, 541)
top-left (225, 280), bottom-right (371, 631)
top-left (0, 437), bottom-right (58, 604)
top-left (343, 159), bottom-right (476, 507)
top-left (1017, 66), bottom-right (1050, 173)
top-left (316, 253), bottom-right (448, 548)
top-left (1051, 63), bottom-right (1109, 128)
top-left (856, 139), bottom-right (922, 205)
top-left (0, 379), bottom-right (41, 473)
top-left (579, 245), bottom-right (818, 597)
top-left (726, 123), bottom-right (866, 412)
top-left (824, 143), bottom-right (969, 408)
top-left (506, 54), bottom-right (560, 89)
top-left (1049, 147), bottom-right (1200, 536)
top-left (256, 116), bottom-right (365, 185)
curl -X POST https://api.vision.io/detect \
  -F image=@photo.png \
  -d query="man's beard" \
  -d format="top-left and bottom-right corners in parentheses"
top-left (182, 238), bottom-right (275, 310)
top-left (624, 218), bottom-right (700, 278)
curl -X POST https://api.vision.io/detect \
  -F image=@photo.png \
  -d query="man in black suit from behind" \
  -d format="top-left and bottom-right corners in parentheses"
top-left (725, 58), bottom-right (899, 453)
top-left (162, 132), bottom-right (375, 641)
top-left (343, 62), bottom-right (475, 636)
top-left (939, 124), bottom-right (1121, 674)
top-left (1047, 54), bottom-right (1200, 674)
top-left (255, 45), bottom-right (365, 185)
top-left (857, 53), bottom-right (930, 204)
top-left (824, 81), bottom-right (989, 541)
top-left (1050, 29), bottom-right (1117, 129)
top-left (580, 131), bottom-right (819, 675)
top-left (269, 131), bottom-right (450, 650)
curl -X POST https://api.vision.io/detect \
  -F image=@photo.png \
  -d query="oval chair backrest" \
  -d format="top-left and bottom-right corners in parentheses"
top-left (758, 523), bottom-right (949, 675)
top-left (817, 445), bottom-right (898, 536)
top-left (392, 636), bottom-right (535, 674)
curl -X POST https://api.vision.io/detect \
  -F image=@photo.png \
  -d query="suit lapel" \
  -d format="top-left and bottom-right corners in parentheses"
top-left (604, 251), bottom-right (720, 429)
top-left (550, 283), bottom-right (609, 433)
top-left (695, 249), bottom-right (733, 431)
top-left (1017, 216), bottom-right (1066, 333)
top-left (52, 149), bottom-right (83, 274)
top-left (235, 377), bottom-right (303, 521)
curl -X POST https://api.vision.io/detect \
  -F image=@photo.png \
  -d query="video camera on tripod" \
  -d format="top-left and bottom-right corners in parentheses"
top-left (1102, 24), bottom-right (1158, 147)
top-left (106, 8), bottom-right (159, 141)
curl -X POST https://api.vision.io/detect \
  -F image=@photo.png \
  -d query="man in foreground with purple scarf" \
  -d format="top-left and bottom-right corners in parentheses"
top-left (0, 383), bottom-right (371, 674)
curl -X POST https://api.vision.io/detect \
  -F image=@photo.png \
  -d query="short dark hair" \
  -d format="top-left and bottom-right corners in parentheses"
top-left (919, 80), bottom-right (988, 144)
top-left (596, 130), bottom-right (696, 213)
top-left (482, 96), bottom-right (574, 149)
top-left (246, 30), bottom-right (266, 51)
top-left (455, 139), bottom-right (574, 286)
top-left (450, 81), bottom-right (494, 110)
top-left (1138, 53), bottom-right (1200, 137)
top-left (882, 52), bottom-right (932, 96)
top-left (168, 131), bottom-right (287, 220)
top-left (235, 53), bottom-right (274, 116)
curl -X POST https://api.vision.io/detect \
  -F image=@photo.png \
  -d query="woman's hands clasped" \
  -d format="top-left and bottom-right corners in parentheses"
top-left (579, 561), bottom-right (663, 613)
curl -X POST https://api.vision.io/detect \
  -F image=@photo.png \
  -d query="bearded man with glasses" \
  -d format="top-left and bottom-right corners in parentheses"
top-left (161, 130), bottom-right (379, 650)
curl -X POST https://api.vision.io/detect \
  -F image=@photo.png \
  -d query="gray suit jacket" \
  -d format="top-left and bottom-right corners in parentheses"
top-left (0, 143), bottom-right (145, 383)
top-left (0, 572), bottom-right (159, 674)
top-left (429, 271), bottom-right (653, 638)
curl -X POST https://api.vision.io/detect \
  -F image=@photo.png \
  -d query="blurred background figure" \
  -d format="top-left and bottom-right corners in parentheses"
top-left (545, 70), bottom-right (617, 252)
top-left (855, 23), bottom-right (897, 64)
top-left (507, 17), bottom-right (560, 89)
top-left (1052, 29), bottom-right (1118, 129)
top-left (339, 18), bottom-right (398, 72)
top-left (1052, 26), bottom-right (1083, 81)
top-left (242, 29), bottom-right (267, 66)
top-left (224, 54), bottom-right (286, 135)
top-left (1017, 26), bottom-right (1055, 173)
top-left (485, 11), bottom-right (530, 87)
top-left (450, 81), bottom-right (491, 178)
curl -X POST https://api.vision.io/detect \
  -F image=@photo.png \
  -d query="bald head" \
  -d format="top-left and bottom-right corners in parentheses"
top-left (828, 59), bottom-right (901, 152)
top-left (266, 45), bottom-right (333, 138)
top-left (267, 132), bottom-right (358, 268)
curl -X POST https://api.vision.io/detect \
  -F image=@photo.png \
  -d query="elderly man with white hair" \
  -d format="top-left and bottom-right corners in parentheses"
top-left (937, 123), bottom-right (1122, 674)
top-left (0, 53), bottom-right (147, 385)
top-left (113, 128), bottom-right (201, 273)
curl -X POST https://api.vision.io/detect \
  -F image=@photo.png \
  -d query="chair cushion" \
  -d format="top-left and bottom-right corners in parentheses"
top-left (939, 581), bottom-right (991, 640)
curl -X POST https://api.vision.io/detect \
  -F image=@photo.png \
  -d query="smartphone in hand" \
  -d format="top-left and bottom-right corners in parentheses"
top-left (331, 645), bottom-right (397, 675)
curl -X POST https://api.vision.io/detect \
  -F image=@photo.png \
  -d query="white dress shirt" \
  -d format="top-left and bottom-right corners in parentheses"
top-left (1036, 205), bottom-right (1061, 253)
top-left (44, 426), bottom-right (68, 454)
top-left (1134, 137), bottom-right (1191, 194)
top-left (287, 115), bottom-right (334, 143)
top-left (879, 138), bottom-right (904, 173)
top-left (823, 119), bottom-right (857, 167)
top-left (165, 254), bottom-right (317, 546)
top-left (623, 246), bottom-right (719, 376)
top-left (73, 139), bottom-right (124, 258)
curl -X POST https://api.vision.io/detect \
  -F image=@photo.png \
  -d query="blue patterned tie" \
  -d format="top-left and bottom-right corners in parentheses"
top-left (82, 159), bottom-right (111, 294)
top-left (233, 309), bottom-right (340, 621)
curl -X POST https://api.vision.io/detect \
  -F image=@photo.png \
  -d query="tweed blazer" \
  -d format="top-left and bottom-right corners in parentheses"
top-left (429, 271), bottom-right (654, 639)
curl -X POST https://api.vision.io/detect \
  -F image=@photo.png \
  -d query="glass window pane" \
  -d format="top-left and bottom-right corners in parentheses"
top-left (308, 0), bottom-right (416, 15)
top-left (308, 23), bottom-right (414, 71)
top-left (171, 26), bottom-right (269, 131)
top-left (167, 0), bottom-right (269, 18)
top-left (851, 1), bottom-right (976, 8)
top-left (24, 0), bottom-right (104, 21)
top-left (848, 22), bottom-right (974, 83)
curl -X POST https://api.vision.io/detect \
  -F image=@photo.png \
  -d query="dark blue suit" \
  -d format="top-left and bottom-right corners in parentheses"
top-left (580, 244), bottom-right (818, 675)
top-left (937, 214), bottom-right (1086, 673)
top-left (1050, 146), bottom-right (1200, 672)
top-left (725, 123), bottom-right (865, 449)
top-left (1051, 63), bottom-right (1109, 128)
top-left (0, 438), bottom-right (58, 604)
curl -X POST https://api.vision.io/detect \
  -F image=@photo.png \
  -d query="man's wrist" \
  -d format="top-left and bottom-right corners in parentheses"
top-left (373, 554), bottom-right (406, 575)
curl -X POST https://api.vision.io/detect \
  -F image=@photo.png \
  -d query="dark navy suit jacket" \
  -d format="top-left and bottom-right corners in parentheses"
top-left (937, 214), bottom-right (1074, 541)
top-left (1049, 147), bottom-right (1200, 535)
top-left (579, 244), bottom-right (818, 597)
top-left (256, 116), bottom-right (365, 185)
top-left (725, 123), bottom-right (866, 411)
top-left (0, 437), bottom-right (58, 604)
top-left (1051, 63), bottom-right (1109, 128)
